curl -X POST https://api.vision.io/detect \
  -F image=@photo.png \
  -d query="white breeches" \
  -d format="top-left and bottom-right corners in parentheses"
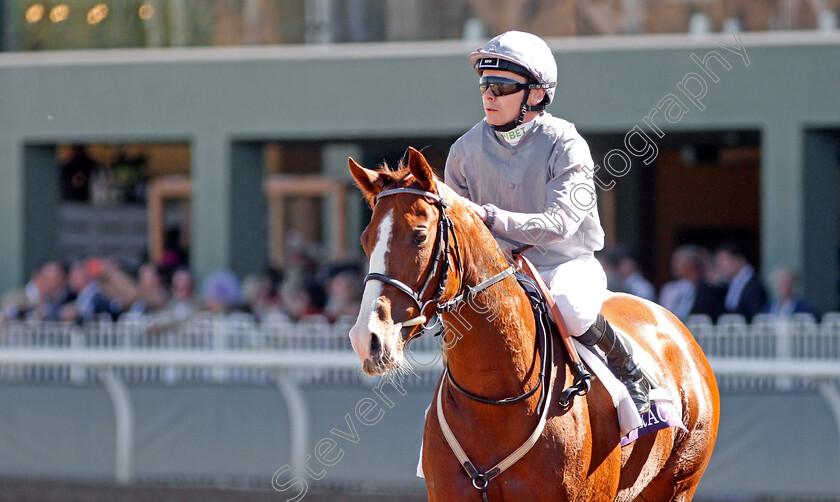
top-left (538, 254), bottom-right (608, 337)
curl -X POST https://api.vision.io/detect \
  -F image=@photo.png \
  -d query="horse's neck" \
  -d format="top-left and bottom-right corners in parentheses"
top-left (441, 237), bottom-right (540, 403)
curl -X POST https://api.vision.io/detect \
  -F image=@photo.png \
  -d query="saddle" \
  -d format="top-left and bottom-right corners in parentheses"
top-left (514, 264), bottom-right (686, 444)
top-left (515, 271), bottom-right (559, 343)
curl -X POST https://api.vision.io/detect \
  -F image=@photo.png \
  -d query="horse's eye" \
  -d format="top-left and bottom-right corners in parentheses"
top-left (413, 230), bottom-right (428, 246)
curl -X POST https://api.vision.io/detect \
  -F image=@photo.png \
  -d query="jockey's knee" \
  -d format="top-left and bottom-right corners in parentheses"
top-left (552, 294), bottom-right (598, 338)
top-left (574, 313), bottom-right (607, 345)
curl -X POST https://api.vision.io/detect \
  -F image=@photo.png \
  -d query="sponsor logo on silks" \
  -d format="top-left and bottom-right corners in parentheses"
top-left (620, 400), bottom-right (688, 447)
top-left (499, 125), bottom-right (528, 143)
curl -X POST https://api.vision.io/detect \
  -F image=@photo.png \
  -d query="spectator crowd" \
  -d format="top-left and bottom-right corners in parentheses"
top-left (1, 248), bottom-right (365, 328)
top-left (0, 239), bottom-right (822, 328)
top-left (602, 241), bottom-right (821, 323)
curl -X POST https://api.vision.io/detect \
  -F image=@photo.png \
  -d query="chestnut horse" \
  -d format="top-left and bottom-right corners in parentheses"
top-left (348, 147), bottom-right (719, 501)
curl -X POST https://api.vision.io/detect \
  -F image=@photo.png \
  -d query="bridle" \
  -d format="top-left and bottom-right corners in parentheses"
top-left (363, 187), bottom-right (464, 330)
top-left (363, 186), bottom-right (517, 338)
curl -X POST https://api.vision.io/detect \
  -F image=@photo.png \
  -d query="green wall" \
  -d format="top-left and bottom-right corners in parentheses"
top-left (1, 32), bottom-right (838, 309)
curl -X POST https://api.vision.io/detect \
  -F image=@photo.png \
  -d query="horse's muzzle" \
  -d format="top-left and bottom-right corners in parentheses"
top-left (350, 326), bottom-right (394, 375)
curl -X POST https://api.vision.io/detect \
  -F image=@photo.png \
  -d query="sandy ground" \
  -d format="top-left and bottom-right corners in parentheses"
top-left (0, 478), bottom-right (428, 502)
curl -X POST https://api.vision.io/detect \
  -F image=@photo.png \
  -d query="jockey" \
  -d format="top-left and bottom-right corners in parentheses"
top-left (445, 31), bottom-right (651, 415)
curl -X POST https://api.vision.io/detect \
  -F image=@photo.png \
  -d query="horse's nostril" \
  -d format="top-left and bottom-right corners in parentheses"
top-left (370, 334), bottom-right (382, 357)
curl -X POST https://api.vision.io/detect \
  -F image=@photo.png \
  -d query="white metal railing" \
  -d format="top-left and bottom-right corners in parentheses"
top-left (2, 312), bottom-right (840, 388)
top-left (5, 311), bottom-right (840, 486)
top-left (0, 312), bottom-right (445, 387)
top-left (686, 312), bottom-right (840, 391)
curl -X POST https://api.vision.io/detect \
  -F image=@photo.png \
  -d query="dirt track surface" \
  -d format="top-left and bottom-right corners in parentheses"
top-left (0, 479), bottom-right (428, 502)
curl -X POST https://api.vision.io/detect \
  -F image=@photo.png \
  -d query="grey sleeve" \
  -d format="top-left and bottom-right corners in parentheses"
top-left (487, 133), bottom-right (596, 246)
top-left (443, 144), bottom-right (470, 199)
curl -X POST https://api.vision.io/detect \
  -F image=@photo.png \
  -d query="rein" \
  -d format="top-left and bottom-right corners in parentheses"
top-left (442, 294), bottom-right (545, 406)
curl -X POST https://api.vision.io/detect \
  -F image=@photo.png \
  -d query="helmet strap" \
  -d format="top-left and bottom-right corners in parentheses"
top-left (491, 91), bottom-right (544, 132)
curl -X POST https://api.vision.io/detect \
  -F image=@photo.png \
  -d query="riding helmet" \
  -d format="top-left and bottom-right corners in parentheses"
top-left (468, 31), bottom-right (557, 106)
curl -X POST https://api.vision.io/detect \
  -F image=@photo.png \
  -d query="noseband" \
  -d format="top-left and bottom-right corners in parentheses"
top-left (363, 187), bottom-right (463, 329)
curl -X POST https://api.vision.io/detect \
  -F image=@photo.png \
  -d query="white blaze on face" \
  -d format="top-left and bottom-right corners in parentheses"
top-left (350, 209), bottom-right (396, 363)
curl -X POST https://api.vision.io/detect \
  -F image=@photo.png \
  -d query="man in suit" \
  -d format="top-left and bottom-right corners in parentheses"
top-left (659, 244), bottom-right (725, 322)
top-left (2, 261), bottom-right (71, 321)
top-left (763, 266), bottom-right (820, 319)
top-left (613, 248), bottom-right (656, 302)
top-left (714, 241), bottom-right (768, 321)
top-left (60, 259), bottom-right (121, 324)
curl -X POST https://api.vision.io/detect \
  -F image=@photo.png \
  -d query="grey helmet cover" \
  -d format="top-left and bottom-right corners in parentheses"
top-left (468, 31), bottom-right (557, 106)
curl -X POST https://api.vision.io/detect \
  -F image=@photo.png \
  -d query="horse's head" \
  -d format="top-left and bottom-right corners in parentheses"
top-left (348, 147), bottom-right (468, 375)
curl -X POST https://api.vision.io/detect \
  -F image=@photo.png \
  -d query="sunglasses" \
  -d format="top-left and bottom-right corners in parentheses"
top-left (479, 76), bottom-right (530, 97)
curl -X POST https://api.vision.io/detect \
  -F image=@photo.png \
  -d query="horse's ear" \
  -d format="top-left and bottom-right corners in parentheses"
top-left (406, 147), bottom-right (437, 191)
top-left (349, 157), bottom-right (382, 207)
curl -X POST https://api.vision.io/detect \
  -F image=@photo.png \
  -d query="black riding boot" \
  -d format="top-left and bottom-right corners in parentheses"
top-left (577, 314), bottom-right (651, 415)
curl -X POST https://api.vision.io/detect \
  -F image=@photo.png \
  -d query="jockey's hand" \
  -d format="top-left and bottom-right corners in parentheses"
top-left (461, 198), bottom-right (487, 222)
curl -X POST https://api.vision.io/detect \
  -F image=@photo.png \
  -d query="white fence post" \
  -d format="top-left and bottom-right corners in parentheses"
top-left (275, 375), bottom-right (309, 481)
top-left (100, 370), bottom-right (134, 485)
top-left (775, 316), bottom-right (794, 390)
